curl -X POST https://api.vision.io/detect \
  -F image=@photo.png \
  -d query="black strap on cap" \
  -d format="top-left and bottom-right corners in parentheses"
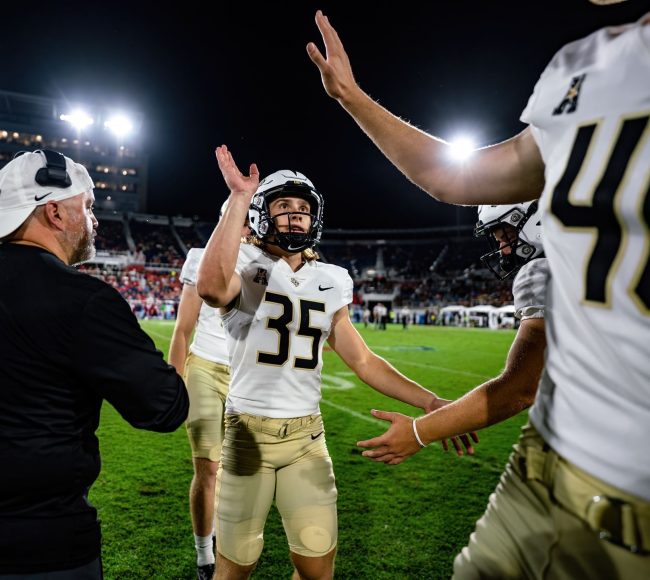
top-left (35, 149), bottom-right (72, 188)
top-left (14, 149), bottom-right (72, 188)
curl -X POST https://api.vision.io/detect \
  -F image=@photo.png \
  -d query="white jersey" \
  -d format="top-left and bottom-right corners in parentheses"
top-left (521, 14), bottom-right (650, 499)
top-left (513, 258), bottom-right (549, 321)
top-left (222, 244), bottom-right (353, 418)
top-left (180, 248), bottom-right (229, 365)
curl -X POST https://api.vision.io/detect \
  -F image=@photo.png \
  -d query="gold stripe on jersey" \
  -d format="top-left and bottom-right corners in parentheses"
top-left (628, 167), bottom-right (650, 316)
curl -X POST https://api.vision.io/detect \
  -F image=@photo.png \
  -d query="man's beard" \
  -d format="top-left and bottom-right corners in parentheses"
top-left (67, 225), bottom-right (96, 266)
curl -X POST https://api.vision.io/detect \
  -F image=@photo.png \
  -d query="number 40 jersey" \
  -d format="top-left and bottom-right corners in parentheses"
top-left (222, 244), bottom-right (353, 419)
top-left (521, 14), bottom-right (650, 500)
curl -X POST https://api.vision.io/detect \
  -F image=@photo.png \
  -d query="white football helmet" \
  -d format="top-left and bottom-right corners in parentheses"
top-left (248, 169), bottom-right (324, 253)
top-left (475, 200), bottom-right (543, 279)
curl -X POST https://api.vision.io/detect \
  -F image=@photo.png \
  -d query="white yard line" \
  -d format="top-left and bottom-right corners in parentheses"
top-left (382, 357), bottom-right (493, 380)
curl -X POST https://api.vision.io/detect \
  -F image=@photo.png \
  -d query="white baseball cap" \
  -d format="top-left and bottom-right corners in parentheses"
top-left (0, 149), bottom-right (94, 238)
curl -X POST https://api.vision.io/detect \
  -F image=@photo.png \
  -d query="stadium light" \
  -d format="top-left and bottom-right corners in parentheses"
top-left (104, 115), bottom-right (134, 137)
top-left (448, 137), bottom-right (476, 162)
top-left (59, 110), bottom-right (94, 130)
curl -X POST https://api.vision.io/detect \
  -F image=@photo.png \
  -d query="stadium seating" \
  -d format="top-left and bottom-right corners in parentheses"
top-left (83, 215), bottom-right (513, 323)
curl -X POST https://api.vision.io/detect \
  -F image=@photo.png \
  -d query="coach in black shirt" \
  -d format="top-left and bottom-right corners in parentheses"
top-left (0, 150), bottom-right (189, 578)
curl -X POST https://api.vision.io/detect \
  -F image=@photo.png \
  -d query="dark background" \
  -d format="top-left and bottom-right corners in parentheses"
top-left (1, 0), bottom-right (647, 228)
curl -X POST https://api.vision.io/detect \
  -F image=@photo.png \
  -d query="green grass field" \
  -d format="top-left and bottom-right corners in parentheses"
top-left (92, 321), bottom-right (523, 579)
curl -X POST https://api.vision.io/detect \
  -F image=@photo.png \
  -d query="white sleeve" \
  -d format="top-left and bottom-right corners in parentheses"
top-left (519, 40), bottom-right (566, 126)
top-left (180, 247), bottom-right (204, 285)
top-left (340, 270), bottom-right (354, 310)
top-left (235, 243), bottom-right (260, 274)
top-left (513, 258), bottom-right (550, 320)
top-left (227, 244), bottom-right (261, 318)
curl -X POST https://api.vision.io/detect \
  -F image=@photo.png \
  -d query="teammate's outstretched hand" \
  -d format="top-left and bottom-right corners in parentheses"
top-left (358, 408), bottom-right (479, 464)
top-left (307, 11), bottom-right (359, 103)
top-left (357, 410), bottom-right (422, 465)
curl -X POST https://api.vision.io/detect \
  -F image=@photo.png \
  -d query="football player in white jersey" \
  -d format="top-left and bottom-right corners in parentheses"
top-left (196, 145), bottom-right (474, 580)
top-left (358, 200), bottom-right (548, 461)
top-left (168, 203), bottom-right (249, 580)
top-left (309, 3), bottom-right (650, 577)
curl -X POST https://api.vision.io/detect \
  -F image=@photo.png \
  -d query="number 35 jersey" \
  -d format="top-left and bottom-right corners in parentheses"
top-left (222, 244), bottom-right (353, 418)
top-left (521, 15), bottom-right (650, 499)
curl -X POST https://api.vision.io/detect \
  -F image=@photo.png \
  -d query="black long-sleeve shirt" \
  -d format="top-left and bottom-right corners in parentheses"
top-left (0, 244), bottom-right (188, 573)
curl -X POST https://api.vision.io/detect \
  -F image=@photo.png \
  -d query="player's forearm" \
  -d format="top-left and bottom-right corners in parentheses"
top-left (416, 318), bottom-right (545, 442)
top-left (168, 334), bottom-right (189, 375)
top-left (338, 90), bottom-right (544, 205)
top-left (416, 372), bottom-right (537, 445)
top-left (196, 195), bottom-right (246, 306)
top-left (359, 354), bottom-right (437, 409)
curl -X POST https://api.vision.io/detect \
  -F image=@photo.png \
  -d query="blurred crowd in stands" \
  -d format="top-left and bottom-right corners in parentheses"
top-left (85, 214), bottom-right (514, 323)
top-left (79, 264), bottom-right (181, 320)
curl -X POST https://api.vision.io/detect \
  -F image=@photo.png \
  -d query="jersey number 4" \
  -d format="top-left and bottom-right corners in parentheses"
top-left (257, 291), bottom-right (325, 369)
top-left (550, 114), bottom-right (649, 312)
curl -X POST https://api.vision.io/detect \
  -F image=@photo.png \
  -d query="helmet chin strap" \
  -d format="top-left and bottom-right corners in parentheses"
top-left (265, 212), bottom-right (314, 253)
top-left (276, 232), bottom-right (312, 253)
top-left (262, 229), bottom-right (312, 253)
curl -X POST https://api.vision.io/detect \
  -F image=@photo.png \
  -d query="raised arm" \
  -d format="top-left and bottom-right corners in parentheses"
top-left (307, 11), bottom-right (545, 205)
top-left (357, 317), bottom-right (546, 464)
top-left (196, 146), bottom-right (259, 308)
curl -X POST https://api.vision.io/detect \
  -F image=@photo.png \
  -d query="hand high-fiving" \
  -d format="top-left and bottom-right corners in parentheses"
top-left (306, 10), bottom-right (359, 103)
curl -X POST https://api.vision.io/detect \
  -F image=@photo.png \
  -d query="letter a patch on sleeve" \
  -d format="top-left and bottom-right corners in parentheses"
top-left (253, 268), bottom-right (268, 286)
top-left (552, 74), bottom-right (586, 115)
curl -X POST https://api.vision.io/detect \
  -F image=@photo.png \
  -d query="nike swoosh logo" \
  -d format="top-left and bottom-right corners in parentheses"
top-left (311, 431), bottom-right (324, 440)
top-left (34, 192), bottom-right (53, 201)
top-left (318, 285), bottom-right (333, 291)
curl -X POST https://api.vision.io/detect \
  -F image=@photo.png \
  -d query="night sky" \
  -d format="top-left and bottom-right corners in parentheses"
top-left (1, 0), bottom-right (648, 228)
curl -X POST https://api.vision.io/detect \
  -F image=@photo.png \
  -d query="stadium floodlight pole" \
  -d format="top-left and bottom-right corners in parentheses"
top-left (59, 110), bottom-right (94, 130)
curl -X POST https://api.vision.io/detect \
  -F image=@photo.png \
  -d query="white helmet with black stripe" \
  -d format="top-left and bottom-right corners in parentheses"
top-left (248, 169), bottom-right (324, 253)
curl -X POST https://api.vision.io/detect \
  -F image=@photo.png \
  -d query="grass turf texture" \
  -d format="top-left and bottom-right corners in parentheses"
top-left (93, 321), bottom-right (522, 579)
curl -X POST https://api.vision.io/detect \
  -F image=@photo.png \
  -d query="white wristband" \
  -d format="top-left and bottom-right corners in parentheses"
top-left (412, 418), bottom-right (426, 448)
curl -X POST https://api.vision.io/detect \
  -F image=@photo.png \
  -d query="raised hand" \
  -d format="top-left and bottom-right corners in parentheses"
top-left (306, 10), bottom-right (359, 102)
top-left (215, 145), bottom-right (259, 199)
